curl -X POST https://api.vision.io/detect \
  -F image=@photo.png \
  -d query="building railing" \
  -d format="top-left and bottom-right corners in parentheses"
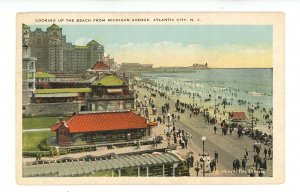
top-left (88, 94), bottom-right (135, 100)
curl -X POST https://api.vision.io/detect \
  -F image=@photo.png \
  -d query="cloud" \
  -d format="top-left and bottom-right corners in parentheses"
top-left (74, 37), bottom-right (93, 46)
top-left (106, 41), bottom-right (272, 68)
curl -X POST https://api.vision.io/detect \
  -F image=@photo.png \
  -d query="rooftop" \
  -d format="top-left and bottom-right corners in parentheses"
top-left (231, 112), bottom-right (246, 120)
top-left (22, 152), bottom-right (183, 177)
top-left (87, 40), bottom-right (99, 47)
top-left (92, 74), bottom-right (124, 87)
top-left (90, 61), bottom-right (110, 71)
top-left (74, 45), bottom-right (88, 49)
top-left (28, 72), bottom-right (56, 79)
top-left (48, 24), bottom-right (60, 31)
top-left (51, 111), bottom-right (148, 133)
top-left (35, 88), bottom-right (92, 94)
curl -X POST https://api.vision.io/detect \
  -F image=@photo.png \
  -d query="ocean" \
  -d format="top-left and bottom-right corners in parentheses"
top-left (143, 68), bottom-right (273, 109)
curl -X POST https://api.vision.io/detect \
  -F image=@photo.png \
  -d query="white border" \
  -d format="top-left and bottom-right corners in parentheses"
top-left (0, 0), bottom-right (299, 192)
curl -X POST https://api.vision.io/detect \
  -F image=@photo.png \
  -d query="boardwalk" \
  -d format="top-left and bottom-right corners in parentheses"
top-left (136, 85), bottom-right (273, 177)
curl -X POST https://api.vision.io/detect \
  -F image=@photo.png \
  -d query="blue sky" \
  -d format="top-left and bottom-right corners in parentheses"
top-left (28, 25), bottom-right (273, 68)
top-left (29, 25), bottom-right (272, 47)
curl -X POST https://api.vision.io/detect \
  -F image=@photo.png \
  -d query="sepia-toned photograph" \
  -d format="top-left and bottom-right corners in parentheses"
top-left (16, 12), bottom-right (284, 184)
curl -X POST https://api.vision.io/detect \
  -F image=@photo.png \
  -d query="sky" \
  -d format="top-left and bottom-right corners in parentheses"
top-left (29, 25), bottom-right (273, 68)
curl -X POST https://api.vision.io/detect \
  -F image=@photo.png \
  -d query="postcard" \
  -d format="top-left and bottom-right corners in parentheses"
top-left (16, 12), bottom-right (284, 184)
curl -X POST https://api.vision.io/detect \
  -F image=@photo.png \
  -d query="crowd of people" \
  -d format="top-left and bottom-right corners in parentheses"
top-left (134, 78), bottom-right (273, 177)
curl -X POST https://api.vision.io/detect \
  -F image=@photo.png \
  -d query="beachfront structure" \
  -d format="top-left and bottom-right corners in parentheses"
top-left (121, 62), bottom-right (153, 71)
top-left (51, 111), bottom-right (151, 146)
top-left (32, 88), bottom-right (92, 104)
top-left (88, 74), bottom-right (135, 111)
top-left (230, 112), bottom-right (247, 121)
top-left (192, 62), bottom-right (209, 69)
top-left (86, 60), bottom-right (110, 74)
top-left (23, 72), bottom-right (134, 116)
top-left (22, 152), bottom-right (188, 177)
top-left (29, 24), bottom-right (104, 73)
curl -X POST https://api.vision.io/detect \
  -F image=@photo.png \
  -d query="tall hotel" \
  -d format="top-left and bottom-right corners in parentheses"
top-left (29, 24), bottom-right (105, 73)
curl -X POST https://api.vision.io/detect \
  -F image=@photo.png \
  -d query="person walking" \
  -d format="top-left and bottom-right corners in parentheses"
top-left (256, 146), bottom-right (261, 155)
top-left (264, 147), bottom-right (268, 159)
top-left (256, 156), bottom-right (262, 170)
top-left (232, 159), bottom-right (237, 172)
top-left (200, 157), bottom-right (204, 170)
top-left (184, 137), bottom-right (188, 149)
top-left (245, 148), bottom-right (249, 160)
top-left (190, 154), bottom-right (194, 167)
top-left (242, 158), bottom-right (247, 171)
top-left (268, 148), bottom-right (272, 159)
top-left (210, 161), bottom-right (214, 172)
top-left (214, 151), bottom-right (219, 164)
top-left (214, 126), bottom-right (217, 134)
top-left (262, 158), bottom-right (267, 170)
top-left (195, 165), bottom-right (200, 177)
top-left (235, 159), bottom-right (240, 173)
top-left (213, 159), bottom-right (217, 171)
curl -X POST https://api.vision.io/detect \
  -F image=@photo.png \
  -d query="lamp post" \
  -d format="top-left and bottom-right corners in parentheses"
top-left (201, 136), bottom-right (206, 177)
top-left (167, 113), bottom-right (171, 146)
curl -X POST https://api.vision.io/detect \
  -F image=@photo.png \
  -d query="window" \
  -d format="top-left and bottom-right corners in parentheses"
top-left (37, 37), bottom-right (41, 45)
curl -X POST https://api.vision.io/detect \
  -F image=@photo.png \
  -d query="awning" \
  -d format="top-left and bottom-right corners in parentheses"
top-left (107, 89), bottom-right (122, 93)
top-left (35, 93), bottom-right (78, 98)
top-left (22, 152), bottom-right (183, 177)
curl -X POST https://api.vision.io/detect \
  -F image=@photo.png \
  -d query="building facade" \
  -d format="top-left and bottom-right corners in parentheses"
top-left (22, 24), bottom-right (37, 105)
top-left (29, 24), bottom-right (104, 73)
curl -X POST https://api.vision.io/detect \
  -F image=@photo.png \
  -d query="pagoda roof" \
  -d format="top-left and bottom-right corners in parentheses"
top-left (92, 74), bottom-right (124, 87)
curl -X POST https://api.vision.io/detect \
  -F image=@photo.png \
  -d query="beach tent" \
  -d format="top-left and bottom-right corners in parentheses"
top-left (231, 112), bottom-right (246, 121)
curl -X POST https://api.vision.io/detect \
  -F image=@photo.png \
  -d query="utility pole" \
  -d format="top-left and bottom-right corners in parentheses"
top-left (201, 136), bottom-right (206, 177)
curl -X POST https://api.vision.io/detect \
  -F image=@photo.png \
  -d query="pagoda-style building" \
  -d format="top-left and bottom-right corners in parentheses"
top-left (87, 73), bottom-right (135, 111)
top-left (86, 60), bottom-right (110, 75)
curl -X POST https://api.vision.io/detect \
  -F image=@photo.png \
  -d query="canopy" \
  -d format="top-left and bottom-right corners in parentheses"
top-left (35, 93), bottom-right (78, 98)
